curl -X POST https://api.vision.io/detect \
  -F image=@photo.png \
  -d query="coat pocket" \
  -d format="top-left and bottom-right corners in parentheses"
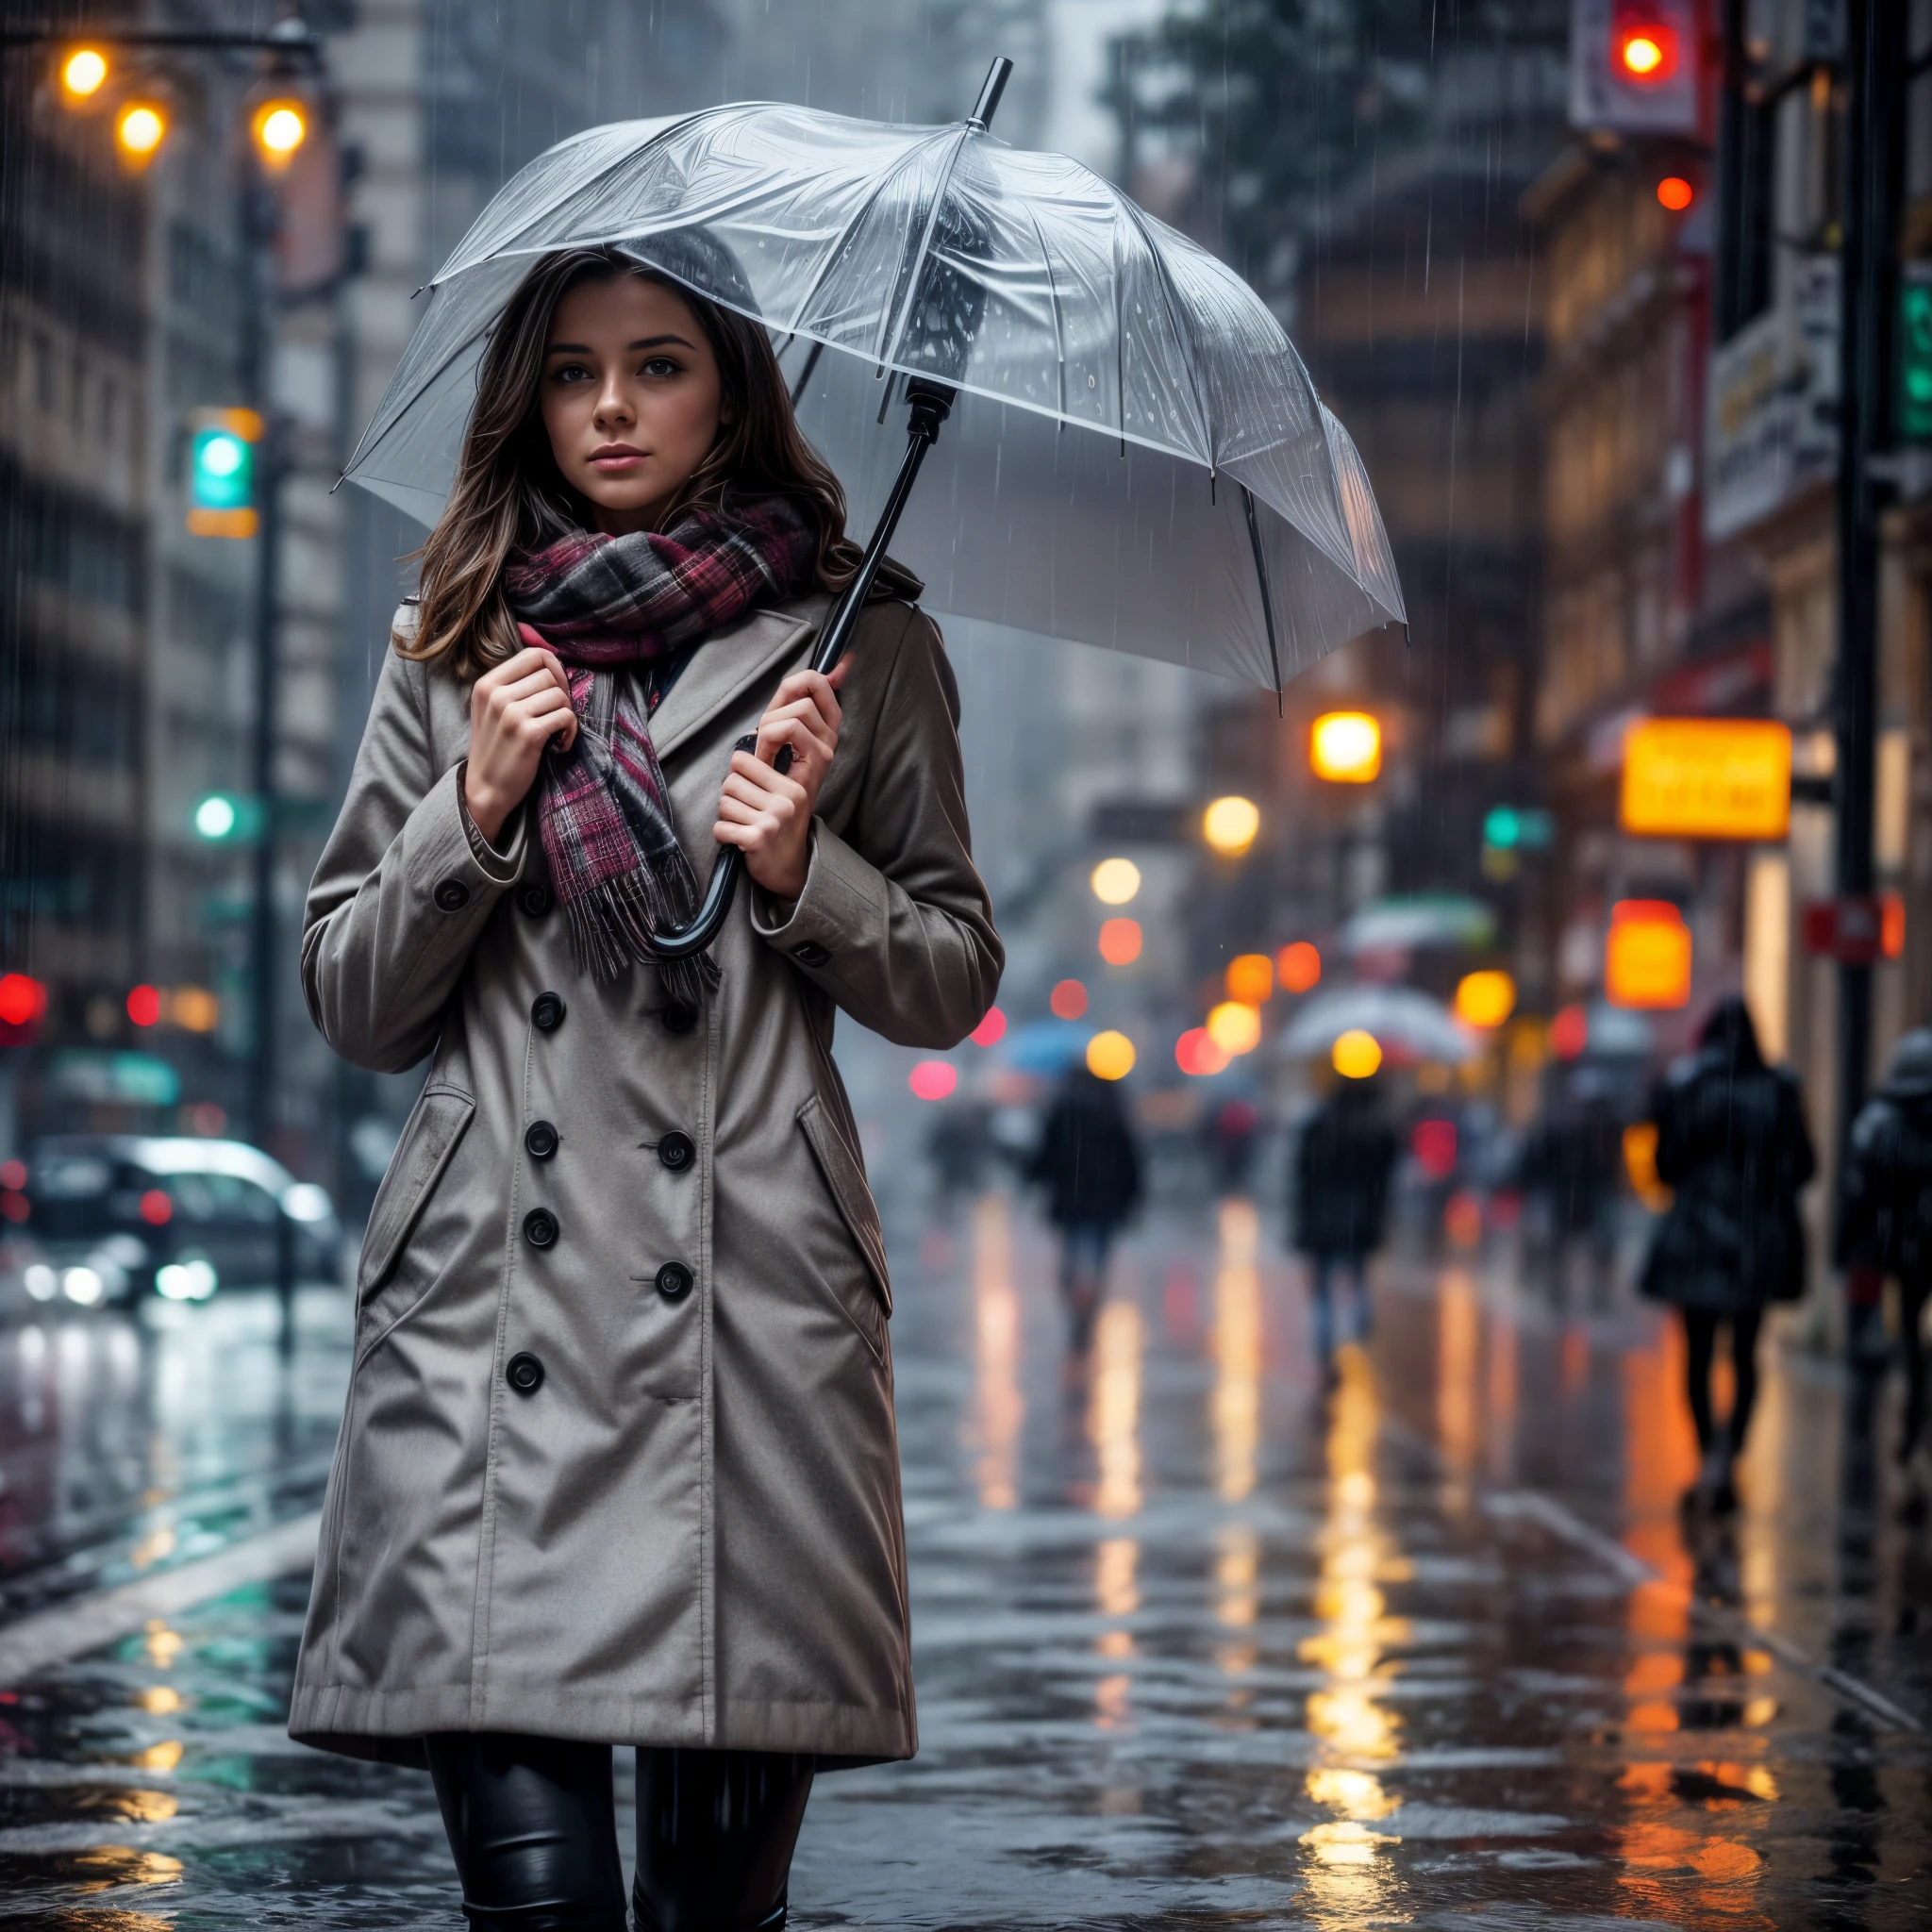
top-left (797, 1093), bottom-right (892, 1352)
top-left (357, 1085), bottom-right (476, 1302)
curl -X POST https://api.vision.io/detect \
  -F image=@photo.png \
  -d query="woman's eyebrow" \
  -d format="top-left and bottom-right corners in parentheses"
top-left (628, 334), bottom-right (695, 350)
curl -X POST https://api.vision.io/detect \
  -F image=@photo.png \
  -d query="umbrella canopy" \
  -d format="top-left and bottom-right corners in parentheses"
top-left (1277, 985), bottom-right (1478, 1064)
top-left (1337, 895), bottom-right (1497, 957)
top-left (341, 97), bottom-right (1405, 694)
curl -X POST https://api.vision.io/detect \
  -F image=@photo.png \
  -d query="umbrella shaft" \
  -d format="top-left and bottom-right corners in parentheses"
top-left (645, 379), bottom-right (955, 963)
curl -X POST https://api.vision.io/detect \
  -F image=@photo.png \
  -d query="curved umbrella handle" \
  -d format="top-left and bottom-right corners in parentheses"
top-left (643, 378), bottom-right (956, 964)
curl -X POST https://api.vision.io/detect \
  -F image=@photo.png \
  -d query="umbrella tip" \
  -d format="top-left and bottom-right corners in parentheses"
top-left (967, 57), bottom-right (1013, 132)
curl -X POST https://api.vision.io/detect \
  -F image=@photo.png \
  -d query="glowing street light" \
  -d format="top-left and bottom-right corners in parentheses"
top-left (1206, 1001), bottom-right (1262, 1057)
top-left (1310, 711), bottom-right (1381, 782)
top-left (1091, 857), bottom-right (1141, 906)
top-left (60, 47), bottom-right (109, 100)
top-left (1331, 1029), bottom-right (1382, 1079)
top-left (1087, 1031), bottom-right (1137, 1081)
top-left (251, 97), bottom-right (308, 170)
top-left (1203, 795), bottom-right (1260, 858)
top-left (1453, 970), bottom-right (1517, 1029)
top-left (115, 100), bottom-right (168, 167)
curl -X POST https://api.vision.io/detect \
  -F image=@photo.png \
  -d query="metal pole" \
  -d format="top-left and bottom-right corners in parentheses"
top-left (1832, 0), bottom-right (1906, 1168)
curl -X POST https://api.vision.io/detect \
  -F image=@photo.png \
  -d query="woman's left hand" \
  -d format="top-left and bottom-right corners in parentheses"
top-left (715, 661), bottom-right (848, 902)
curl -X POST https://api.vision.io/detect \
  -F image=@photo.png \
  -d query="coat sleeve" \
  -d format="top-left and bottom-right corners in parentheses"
top-left (302, 645), bottom-right (528, 1074)
top-left (749, 608), bottom-right (1002, 1048)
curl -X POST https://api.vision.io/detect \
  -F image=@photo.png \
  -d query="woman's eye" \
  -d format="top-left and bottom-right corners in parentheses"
top-left (641, 357), bottom-right (681, 379)
top-left (550, 361), bottom-right (591, 384)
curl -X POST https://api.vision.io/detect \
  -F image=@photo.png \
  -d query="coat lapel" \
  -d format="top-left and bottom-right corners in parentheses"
top-left (650, 595), bottom-right (829, 766)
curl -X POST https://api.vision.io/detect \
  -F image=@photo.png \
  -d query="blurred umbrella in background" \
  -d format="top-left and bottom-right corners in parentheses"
top-left (1277, 985), bottom-right (1478, 1065)
top-left (1002, 1019), bottom-right (1094, 1076)
top-left (339, 77), bottom-right (1405, 698)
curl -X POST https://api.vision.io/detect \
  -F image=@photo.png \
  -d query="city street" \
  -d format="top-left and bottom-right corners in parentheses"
top-left (0, 1193), bottom-right (1924, 1928)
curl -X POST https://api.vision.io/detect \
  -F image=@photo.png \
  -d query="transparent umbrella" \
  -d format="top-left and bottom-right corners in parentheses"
top-left (341, 61), bottom-right (1406, 949)
top-left (1277, 986), bottom-right (1478, 1065)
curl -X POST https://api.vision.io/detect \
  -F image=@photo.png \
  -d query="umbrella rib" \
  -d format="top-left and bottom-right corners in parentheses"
top-left (874, 124), bottom-right (975, 374)
top-left (778, 128), bottom-right (946, 342)
top-left (1115, 194), bottom-right (1215, 472)
top-left (1241, 485), bottom-right (1285, 715)
top-left (1024, 202), bottom-right (1067, 425)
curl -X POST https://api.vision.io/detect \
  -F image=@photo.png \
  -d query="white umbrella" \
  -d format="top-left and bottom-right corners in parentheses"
top-left (1276, 986), bottom-right (1478, 1064)
top-left (340, 63), bottom-right (1406, 954)
top-left (1337, 895), bottom-right (1496, 956)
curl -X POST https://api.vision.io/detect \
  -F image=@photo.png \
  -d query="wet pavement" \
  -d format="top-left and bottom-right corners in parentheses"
top-left (0, 1193), bottom-right (1927, 1927)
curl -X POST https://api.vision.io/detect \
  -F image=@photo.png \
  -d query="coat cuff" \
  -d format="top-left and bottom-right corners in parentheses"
top-left (400, 765), bottom-right (525, 975)
top-left (453, 759), bottom-right (528, 882)
top-left (749, 820), bottom-right (884, 977)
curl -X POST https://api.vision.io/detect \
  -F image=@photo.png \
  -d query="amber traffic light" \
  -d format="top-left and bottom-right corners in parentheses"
top-left (250, 97), bottom-right (308, 170)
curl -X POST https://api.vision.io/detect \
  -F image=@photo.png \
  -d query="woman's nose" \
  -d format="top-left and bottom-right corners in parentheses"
top-left (594, 378), bottom-right (633, 427)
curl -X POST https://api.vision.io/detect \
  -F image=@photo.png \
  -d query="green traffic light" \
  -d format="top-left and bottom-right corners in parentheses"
top-left (192, 793), bottom-right (262, 842)
top-left (190, 428), bottom-right (254, 511)
top-left (1483, 806), bottom-right (1521, 850)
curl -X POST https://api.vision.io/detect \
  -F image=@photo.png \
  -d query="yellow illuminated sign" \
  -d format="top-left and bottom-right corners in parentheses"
top-left (1620, 718), bottom-right (1791, 840)
top-left (1605, 901), bottom-right (1692, 1010)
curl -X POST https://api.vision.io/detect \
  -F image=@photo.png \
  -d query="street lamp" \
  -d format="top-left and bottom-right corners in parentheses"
top-left (1203, 795), bottom-right (1260, 858)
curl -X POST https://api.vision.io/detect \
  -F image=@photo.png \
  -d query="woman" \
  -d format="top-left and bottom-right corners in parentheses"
top-left (1028, 1064), bottom-right (1142, 1349)
top-left (1641, 996), bottom-right (1814, 1513)
top-left (291, 245), bottom-right (1001, 1931)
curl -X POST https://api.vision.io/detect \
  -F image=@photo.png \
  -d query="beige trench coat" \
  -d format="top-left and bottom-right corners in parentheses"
top-left (289, 582), bottom-right (1000, 1769)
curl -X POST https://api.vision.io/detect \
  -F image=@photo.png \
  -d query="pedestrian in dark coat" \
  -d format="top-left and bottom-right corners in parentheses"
top-left (1517, 1068), bottom-right (1624, 1307)
top-left (1291, 1077), bottom-right (1399, 1370)
top-left (1029, 1066), bottom-right (1142, 1348)
top-left (1641, 996), bottom-right (1815, 1511)
top-left (1838, 1026), bottom-right (1932, 1507)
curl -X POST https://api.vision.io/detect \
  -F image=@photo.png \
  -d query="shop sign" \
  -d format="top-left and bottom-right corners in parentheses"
top-left (1801, 894), bottom-right (1904, 964)
top-left (1706, 256), bottom-right (1838, 541)
top-left (1620, 717), bottom-right (1791, 840)
top-left (1605, 900), bottom-right (1692, 1009)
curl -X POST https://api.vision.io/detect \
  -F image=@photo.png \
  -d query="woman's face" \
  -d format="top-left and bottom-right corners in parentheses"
top-left (539, 275), bottom-right (725, 535)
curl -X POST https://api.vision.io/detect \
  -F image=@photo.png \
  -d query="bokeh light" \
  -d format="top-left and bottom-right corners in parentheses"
top-left (1050, 978), bottom-right (1089, 1020)
top-left (1203, 795), bottom-right (1260, 858)
top-left (1656, 175), bottom-right (1693, 211)
top-left (970, 1006), bottom-right (1007, 1046)
top-left (1090, 857), bottom-right (1141, 905)
top-left (1452, 969), bottom-right (1516, 1028)
top-left (1098, 917), bottom-right (1142, 965)
top-left (1332, 1029), bottom-right (1382, 1078)
top-left (1550, 1003), bottom-right (1589, 1058)
top-left (125, 984), bottom-right (161, 1027)
top-left (908, 1061), bottom-right (958, 1101)
top-left (1086, 1030), bottom-right (1136, 1080)
top-left (1225, 952), bottom-right (1274, 1004)
top-left (252, 99), bottom-right (308, 166)
top-left (1278, 940), bottom-right (1322, 993)
top-left (1207, 1001), bottom-right (1262, 1057)
top-left (115, 103), bottom-right (168, 160)
top-left (1310, 711), bottom-right (1381, 782)
top-left (1175, 1027), bottom-right (1231, 1076)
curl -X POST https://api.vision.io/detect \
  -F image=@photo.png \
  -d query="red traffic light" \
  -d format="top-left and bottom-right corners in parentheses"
top-left (0, 974), bottom-right (47, 1029)
top-left (1612, 4), bottom-right (1679, 82)
top-left (1657, 175), bottom-right (1694, 210)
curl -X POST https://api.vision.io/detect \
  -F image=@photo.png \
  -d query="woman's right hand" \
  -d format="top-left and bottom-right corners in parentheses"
top-left (463, 645), bottom-right (578, 844)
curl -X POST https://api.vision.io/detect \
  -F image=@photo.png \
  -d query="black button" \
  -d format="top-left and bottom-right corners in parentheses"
top-left (790, 941), bottom-right (830, 968)
top-left (525, 1120), bottom-right (558, 1160)
top-left (531, 991), bottom-right (566, 1033)
top-left (660, 1001), bottom-right (698, 1035)
top-left (518, 882), bottom-right (553, 918)
top-left (523, 1208), bottom-right (558, 1249)
top-left (507, 1351), bottom-right (544, 1395)
top-left (434, 879), bottom-right (472, 912)
top-left (655, 1261), bottom-right (693, 1302)
top-left (658, 1131), bottom-right (695, 1173)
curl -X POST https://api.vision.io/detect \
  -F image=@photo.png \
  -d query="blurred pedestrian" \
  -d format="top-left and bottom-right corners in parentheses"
top-left (1291, 1075), bottom-right (1398, 1376)
top-left (1641, 996), bottom-right (1815, 1514)
top-left (1838, 1026), bottom-right (1932, 1516)
top-left (1029, 1065), bottom-right (1143, 1349)
top-left (1202, 1093), bottom-right (1261, 1197)
top-left (1517, 1067), bottom-right (1624, 1307)
top-left (291, 246), bottom-right (1001, 1929)
top-left (925, 1098), bottom-right (993, 1213)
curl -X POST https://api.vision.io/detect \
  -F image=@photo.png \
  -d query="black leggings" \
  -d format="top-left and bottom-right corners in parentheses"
top-left (425, 1734), bottom-right (813, 1932)
top-left (1681, 1307), bottom-right (1763, 1456)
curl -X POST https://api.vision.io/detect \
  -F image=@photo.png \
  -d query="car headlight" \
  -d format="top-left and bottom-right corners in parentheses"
top-left (156, 1257), bottom-right (217, 1302)
top-left (23, 1264), bottom-right (58, 1302)
top-left (60, 1266), bottom-right (106, 1306)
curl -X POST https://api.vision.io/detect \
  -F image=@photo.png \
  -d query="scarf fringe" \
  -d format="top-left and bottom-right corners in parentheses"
top-left (559, 861), bottom-right (718, 1011)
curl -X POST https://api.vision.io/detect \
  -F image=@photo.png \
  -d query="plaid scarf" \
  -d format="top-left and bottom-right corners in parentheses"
top-left (504, 497), bottom-right (818, 1003)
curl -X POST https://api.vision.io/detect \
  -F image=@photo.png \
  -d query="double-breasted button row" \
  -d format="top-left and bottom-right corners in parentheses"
top-left (518, 882), bottom-right (553, 918)
top-left (658, 1131), bottom-right (695, 1172)
top-left (523, 1208), bottom-right (558, 1249)
top-left (525, 1120), bottom-right (558, 1160)
top-left (507, 1351), bottom-right (544, 1395)
top-left (655, 1262), bottom-right (693, 1302)
top-left (433, 879), bottom-right (471, 912)
top-left (531, 991), bottom-right (565, 1032)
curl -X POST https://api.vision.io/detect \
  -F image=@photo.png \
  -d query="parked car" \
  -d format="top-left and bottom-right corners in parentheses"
top-left (11, 1136), bottom-right (340, 1307)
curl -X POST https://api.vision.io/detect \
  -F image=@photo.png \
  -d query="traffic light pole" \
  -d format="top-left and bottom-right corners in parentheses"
top-left (1832, 0), bottom-right (1906, 1173)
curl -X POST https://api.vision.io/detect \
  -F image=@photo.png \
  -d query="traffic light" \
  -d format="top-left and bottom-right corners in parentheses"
top-left (1902, 267), bottom-right (1932, 444)
top-left (186, 408), bottom-right (262, 538)
top-left (1569, 0), bottom-right (1699, 134)
top-left (192, 792), bottom-right (265, 842)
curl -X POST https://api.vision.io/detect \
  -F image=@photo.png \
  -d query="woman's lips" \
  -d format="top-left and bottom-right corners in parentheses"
top-left (589, 446), bottom-right (646, 470)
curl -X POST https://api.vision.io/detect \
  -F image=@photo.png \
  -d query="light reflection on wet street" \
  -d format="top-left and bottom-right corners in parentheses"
top-left (0, 1197), bottom-right (1926, 1928)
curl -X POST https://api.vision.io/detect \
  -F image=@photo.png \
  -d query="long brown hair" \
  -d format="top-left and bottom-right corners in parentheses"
top-left (400, 245), bottom-right (857, 676)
